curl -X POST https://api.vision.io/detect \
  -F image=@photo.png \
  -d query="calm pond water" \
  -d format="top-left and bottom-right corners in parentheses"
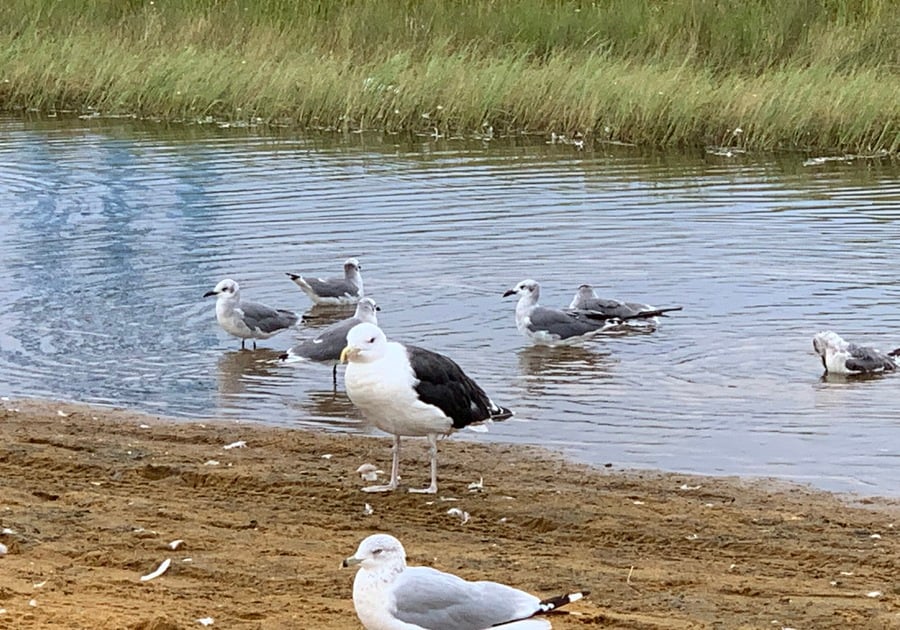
top-left (1, 115), bottom-right (899, 496)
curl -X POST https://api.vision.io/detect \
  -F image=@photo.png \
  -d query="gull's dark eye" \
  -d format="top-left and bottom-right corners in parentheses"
top-left (368, 337), bottom-right (376, 343)
top-left (372, 548), bottom-right (382, 556)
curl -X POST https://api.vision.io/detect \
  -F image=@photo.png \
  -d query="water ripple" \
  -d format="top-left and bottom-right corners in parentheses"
top-left (1, 115), bottom-right (900, 496)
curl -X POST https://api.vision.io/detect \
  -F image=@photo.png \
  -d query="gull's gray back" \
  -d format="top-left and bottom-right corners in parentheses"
top-left (304, 277), bottom-right (359, 299)
top-left (390, 566), bottom-right (539, 630)
top-left (576, 296), bottom-right (650, 319)
top-left (846, 343), bottom-right (896, 373)
top-left (528, 306), bottom-right (608, 340)
top-left (240, 301), bottom-right (298, 333)
top-left (290, 317), bottom-right (360, 363)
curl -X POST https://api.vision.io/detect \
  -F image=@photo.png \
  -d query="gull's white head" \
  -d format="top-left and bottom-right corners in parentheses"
top-left (344, 258), bottom-right (362, 275)
top-left (576, 284), bottom-right (596, 300)
top-left (203, 278), bottom-right (240, 300)
top-left (341, 322), bottom-right (388, 364)
top-left (355, 297), bottom-right (380, 323)
top-left (812, 330), bottom-right (847, 358)
top-left (342, 533), bottom-right (407, 571)
top-left (503, 279), bottom-right (541, 301)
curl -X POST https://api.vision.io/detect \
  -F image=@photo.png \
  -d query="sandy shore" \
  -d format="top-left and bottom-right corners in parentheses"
top-left (0, 399), bottom-right (898, 629)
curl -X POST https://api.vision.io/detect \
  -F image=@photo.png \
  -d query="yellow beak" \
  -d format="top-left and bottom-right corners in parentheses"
top-left (340, 345), bottom-right (353, 363)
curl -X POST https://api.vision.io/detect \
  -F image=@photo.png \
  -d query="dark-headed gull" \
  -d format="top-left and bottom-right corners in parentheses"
top-left (203, 279), bottom-right (299, 350)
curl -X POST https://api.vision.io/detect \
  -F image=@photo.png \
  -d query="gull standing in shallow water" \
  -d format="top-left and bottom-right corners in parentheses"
top-left (203, 279), bottom-right (299, 350)
top-left (286, 257), bottom-right (363, 306)
top-left (340, 322), bottom-right (512, 494)
top-left (279, 297), bottom-right (380, 386)
top-left (343, 533), bottom-right (588, 630)
top-left (812, 330), bottom-right (900, 375)
top-left (503, 279), bottom-right (623, 345)
top-left (569, 283), bottom-right (683, 323)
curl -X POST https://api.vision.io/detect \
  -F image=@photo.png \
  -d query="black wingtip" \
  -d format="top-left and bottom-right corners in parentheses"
top-left (278, 352), bottom-right (289, 361)
top-left (491, 405), bottom-right (514, 421)
top-left (286, 272), bottom-right (300, 280)
top-left (537, 590), bottom-right (589, 614)
top-left (655, 305), bottom-right (684, 316)
top-left (626, 306), bottom-right (683, 319)
top-left (888, 347), bottom-right (900, 358)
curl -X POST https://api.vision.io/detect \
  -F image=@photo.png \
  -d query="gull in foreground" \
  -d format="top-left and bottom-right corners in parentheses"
top-left (203, 279), bottom-right (299, 350)
top-left (569, 283), bottom-right (683, 325)
top-left (280, 297), bottom-right (380, 386)
top-left (812, 330), bottom-right (900, 375)
top-left (503, 279), bottom-right (625, 345)
top-left (343, 533), bottom-right (588, 630)
top-left (340, 322), bottom-right (512, 494)
top-left (286, 257), bottom-right (363, 306)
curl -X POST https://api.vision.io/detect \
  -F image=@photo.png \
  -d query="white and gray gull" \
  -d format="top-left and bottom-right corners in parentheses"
top-left (570, 283), bottom-right (683, 322)
top-left (340, 322), bottom-right (512, 494)
top-left (203, 279), bottom-right (299, 350)
top-left (286, 257), bottom-right (363, 306)
top-left (343, 533), bottom-right (588, 630)
top-left (279, 297), bottom-right (380, 386)
top-left (503, 279), bottom-right (627, 345)
top-left (812, 330), bottom-right (900, 375)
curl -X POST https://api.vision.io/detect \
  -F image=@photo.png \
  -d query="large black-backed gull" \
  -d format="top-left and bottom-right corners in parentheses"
top-left (342, 533), bottom-right (588, 630)
top-left (340, 322), bottom-right (512, 494)
top-left (203, 279), bottom-right (299, 350)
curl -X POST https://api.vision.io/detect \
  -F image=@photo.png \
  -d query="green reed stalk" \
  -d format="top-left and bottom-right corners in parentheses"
top-left (0, 0), bottom-right (897, 152)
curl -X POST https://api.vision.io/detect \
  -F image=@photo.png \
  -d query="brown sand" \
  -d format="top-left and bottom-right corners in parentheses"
top-left (0, 399), bottom-right (898, 629)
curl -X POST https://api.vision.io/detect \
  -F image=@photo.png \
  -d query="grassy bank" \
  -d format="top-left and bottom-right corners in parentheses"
top-left (1, 0), bottom-right (898, 152)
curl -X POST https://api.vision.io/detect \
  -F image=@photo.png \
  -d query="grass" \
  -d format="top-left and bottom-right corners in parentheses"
top-left (0, 0), bottom-right (897, 152)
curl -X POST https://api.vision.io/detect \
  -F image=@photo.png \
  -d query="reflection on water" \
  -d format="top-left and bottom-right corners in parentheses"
top-left (301, 389), bottom-right (360, 425)
top-left (215, 349), bottom-right (285, 397)
top-left (517, 344), bottom-right (616, 381)
top-left (1, 115), bottom-right (900, 496)
top-left (819, 371), bottom-right (889, 385)
top-left (300, 304), bottom-right (358, 329)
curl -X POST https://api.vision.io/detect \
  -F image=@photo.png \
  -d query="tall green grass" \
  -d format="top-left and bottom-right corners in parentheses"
top-left (0, 0), bottom-right (897, 151)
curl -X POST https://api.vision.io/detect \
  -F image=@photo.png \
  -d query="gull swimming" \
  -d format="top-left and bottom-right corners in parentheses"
top-left (340, 322), bottom-right (512, 494)
top-left (569, 283), bottom-right (683, 324)
top-left (503, 279), bottom-right (623, 345)
top-left (286, 257), bottom-right (363, 306)
top-left (812, 330), bottom-right (900, 375)
top-left (280, 297), bottom-right (380, 386)
top-left (343, 533), bottom-right (588, 630)
top-left (203, 279), bottom-right (299, 350)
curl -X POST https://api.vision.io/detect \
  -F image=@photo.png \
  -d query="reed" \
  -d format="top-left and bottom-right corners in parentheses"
top-left (1, 0), bottom-right (897, 151)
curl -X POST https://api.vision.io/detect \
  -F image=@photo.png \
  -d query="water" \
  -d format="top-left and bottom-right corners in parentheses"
top-left (1, 115), bottom-right (899, 497)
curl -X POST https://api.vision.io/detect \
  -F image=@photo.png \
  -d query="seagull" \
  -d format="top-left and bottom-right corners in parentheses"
top-left (286, 257), bottom-right (363, 306)
top-left (343, 533), bottom-right (588, 630)
top-left (340, 322), bottom-right (512, 494)
top-left (503, 279), bottom-right (624, 345)
top-left (203, 279), bottom-right (299, 350)
top-left (280, 297), bottom-right (380, 386)
top-left (812, 330), bottom-right (900, 375)
top-left (569, 284), bottom-right (683, 322)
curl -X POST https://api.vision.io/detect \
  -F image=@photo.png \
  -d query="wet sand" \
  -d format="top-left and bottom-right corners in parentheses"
top-left (0, 399), bottom-right (898, 629)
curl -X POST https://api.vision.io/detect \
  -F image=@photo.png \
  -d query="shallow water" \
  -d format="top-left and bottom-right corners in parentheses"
top-left (1, 115), bottom-right (899, 496)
